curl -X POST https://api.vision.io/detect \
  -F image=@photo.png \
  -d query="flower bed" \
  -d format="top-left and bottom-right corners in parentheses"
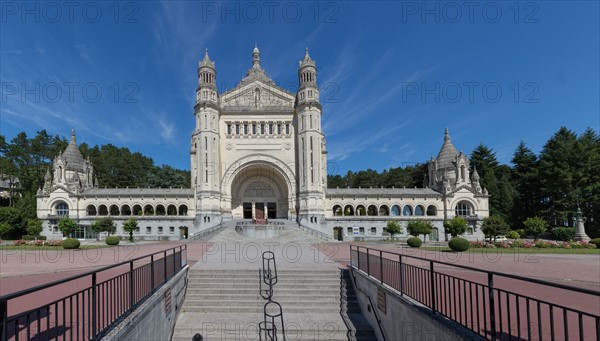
top-left (470, 240), bottom-right (596, 249)
top-left (8, 239), bottom-right (63, 247)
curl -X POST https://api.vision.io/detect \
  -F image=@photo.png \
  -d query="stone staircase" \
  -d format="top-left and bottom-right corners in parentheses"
top-left (172, 219), bottom-right (376, 340)
top-left (172, 268), bottom-right (376, 340)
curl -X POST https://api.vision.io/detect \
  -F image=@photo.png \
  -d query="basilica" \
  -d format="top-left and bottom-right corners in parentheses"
top-left (37, 47), bottom-right (488, 241)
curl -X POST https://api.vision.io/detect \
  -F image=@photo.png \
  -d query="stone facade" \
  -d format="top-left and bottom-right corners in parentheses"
top-left (37, 47), bottom-right (488, 241)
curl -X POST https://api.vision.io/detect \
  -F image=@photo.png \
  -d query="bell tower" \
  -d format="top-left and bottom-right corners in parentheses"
top-left (191, 49), bottom-right (221, 227)
top-left (295, 48), bottom-right (327, 226)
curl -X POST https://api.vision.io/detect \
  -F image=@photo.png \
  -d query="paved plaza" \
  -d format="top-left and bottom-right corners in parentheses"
top-left (1, 225), bottom-right (599, 339)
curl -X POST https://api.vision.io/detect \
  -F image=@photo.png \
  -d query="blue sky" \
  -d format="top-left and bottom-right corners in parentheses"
top-left (1, 1), bottom-right (598, 176)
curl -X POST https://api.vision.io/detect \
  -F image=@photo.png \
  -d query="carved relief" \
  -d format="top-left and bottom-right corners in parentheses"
top-left (244, 181), bottom-right (275, 197)
top-left (223, 85), bottom-right (292, 108)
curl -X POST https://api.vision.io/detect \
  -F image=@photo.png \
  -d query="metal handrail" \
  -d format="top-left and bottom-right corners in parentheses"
top-left (350, 245), bottom-right (600, 296)
top-left (0, 245), bottom-right (187, 302)
top-left (258, 251), bottom-right (285, 341)
top-left (296, 223), bottom-right (333, 241)
top-left (188, 221), bottom-right (225, 241)
top-left (0, 245), bottom-right (187, 341)
top-left (350, 245), bottom-right (600, 341)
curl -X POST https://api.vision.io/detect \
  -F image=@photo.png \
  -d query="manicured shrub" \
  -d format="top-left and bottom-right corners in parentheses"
top-left (551, 227), bottom-right (575, 241)
top-left (523, 217), bottom-right (548, 240)
top-left (406, 237), bottom-right (422, 248)
top-left (63, 238), bottom-right (80, 249)
top-left (590, 238), bottom-right (600, 248)
top-left (448, 237), bottom-right (470, 252)
top-left (21, 235), bottom-right (47, 240)
top-left (105, 236), bottom-right (120, 246)
top-left (511, 240), bottom-right (526, 248)
top-left (516, 229), bottom-right (526, 237)
top-left (506, 231), bottom-right (520, 239)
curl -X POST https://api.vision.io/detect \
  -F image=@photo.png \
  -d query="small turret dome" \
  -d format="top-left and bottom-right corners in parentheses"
top-left (436, 128), bottom-right (458, 169)
top-left (63, 129), bottom-right (86, 172)
top-left (471, 167), bottom-right (480, 181)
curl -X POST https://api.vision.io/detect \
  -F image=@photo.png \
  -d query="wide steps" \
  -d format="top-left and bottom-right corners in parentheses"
top-left (173, 242), bottom-right (376, 340)
top-left (172, 312), bottom-right (352, 341)
top-left (186, 290), bottom-right (340, 302)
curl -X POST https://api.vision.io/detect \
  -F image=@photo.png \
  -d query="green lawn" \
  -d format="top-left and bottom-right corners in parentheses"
top-left (420, 246), bottom-right (600, 254)
top-left (0, 244), bottom-right (113, 251)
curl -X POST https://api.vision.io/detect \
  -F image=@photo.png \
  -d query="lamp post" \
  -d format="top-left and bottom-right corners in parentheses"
top-left (573, 206), bottom-right (591, 242)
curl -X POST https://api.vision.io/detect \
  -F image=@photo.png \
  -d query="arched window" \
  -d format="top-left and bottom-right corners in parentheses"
top-left (391, 205), bottom-right (401, 216)
top-left (367, 205), bottom-right (378, 216)
top-left (426, 205), bottom-right (437, 216)
top-left (98, 205), bottom-right (108, 216)
top-left (178, 205), bottom-right (188, 216)
top-left (415, 205), bottom-right (425, 216)
top-left (356, 205), bottom-right (366, 216)
top-left (133, 205), bottom-right (142, 216)
top-left (110, 205), bottom-right (120, 216)
top-left (379, 205), bottom-right (390, 216)
top-left (403, 205), bottom-right (413, 216)
top-left (56, 202), bottom-right (69, 216)
top-left (332, 205), bottom-right (342, 216)
top-left (344, 205), bottom-right (354, 216)
top-left (121, 205), bottom-right (132, 215)
top-left (144, 205), bottom-right (154, 215)
top-left (455, 201), bottom-right (474, 217)
top-left (156, 205), bottom-right (166, 215)
top-left (167, 205), bottom-right (177, 216)
top-left (86, 205), bottom-right (97, 216)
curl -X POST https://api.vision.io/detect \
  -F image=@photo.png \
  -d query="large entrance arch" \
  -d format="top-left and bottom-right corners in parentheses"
top-left (227, 161), bottom-right (293, 219)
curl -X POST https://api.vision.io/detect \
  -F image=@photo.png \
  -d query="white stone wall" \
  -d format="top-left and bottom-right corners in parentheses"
top-left (37, 190), bottom-right (196, 240)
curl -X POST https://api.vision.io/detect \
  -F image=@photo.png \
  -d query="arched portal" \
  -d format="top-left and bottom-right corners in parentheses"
top-left (229, 162), bottom-right (291, 219)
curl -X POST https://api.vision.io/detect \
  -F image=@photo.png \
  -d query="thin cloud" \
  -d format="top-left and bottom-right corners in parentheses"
top-left (328, 121), bottom-right (410, 161)
top-left (157, 118), bottom-right (175, 142)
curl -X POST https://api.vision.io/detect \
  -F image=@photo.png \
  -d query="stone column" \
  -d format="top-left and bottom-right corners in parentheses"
top-left (252, 202), bottom-right (256, 220)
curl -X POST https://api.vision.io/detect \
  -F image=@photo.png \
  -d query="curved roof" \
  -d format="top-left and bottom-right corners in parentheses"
top-left (63, 130), bottom-right (86, 172)
top-left (199, 49), bottom-right (215, 69)
top-left (436, 128), bottom-right (458, 169)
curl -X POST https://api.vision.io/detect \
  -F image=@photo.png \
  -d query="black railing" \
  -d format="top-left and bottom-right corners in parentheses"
top-left (258, 251), bottom-right (285, 341)
top-left (188, 221), bottom-right (225, 241)
top-left (0, 245), bottom-right (187, 341)
top-left (350, 245), bottom-right (600, 341)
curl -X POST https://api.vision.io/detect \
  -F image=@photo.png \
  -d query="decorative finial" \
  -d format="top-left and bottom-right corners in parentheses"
top-left (444, 128), bottom-right (450, 140)
top-left (252, 44), bottom-right (260, 67)
top-left (71, 129), bottom-right (76, 143)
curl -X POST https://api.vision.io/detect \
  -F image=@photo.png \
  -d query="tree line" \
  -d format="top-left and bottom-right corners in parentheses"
top-left (0, 130), bottom-right (190, 238)
top-left (326, 127), bottom-right (600, 237)
top-left (1, 126), bottom-right (598, 239)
